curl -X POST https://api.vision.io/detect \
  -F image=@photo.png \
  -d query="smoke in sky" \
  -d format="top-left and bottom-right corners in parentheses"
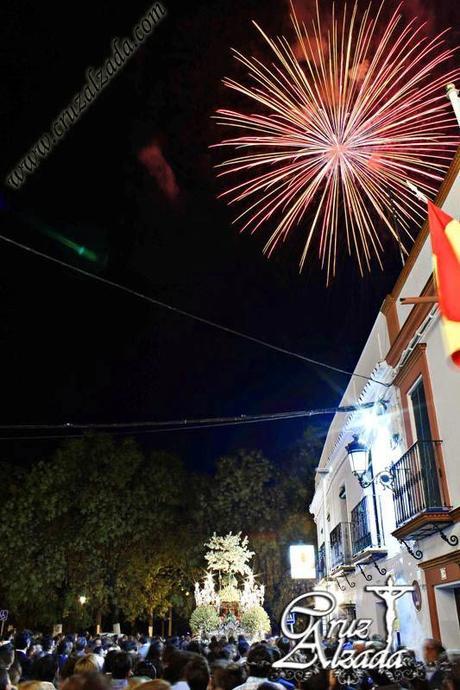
top-left (286, 0), bottom-right (439, 80)
top-left (137, 140), bottom-right (180, 202)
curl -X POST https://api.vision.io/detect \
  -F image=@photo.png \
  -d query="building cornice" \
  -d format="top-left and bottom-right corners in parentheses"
top-left (380, 147), bottom-right (460, 346)
top-left (390, 147), bottom-right (460, 302)
top-left (419, 549), bottom-right (460, 571)
top-left (386, 277), bottom-right (436, 369)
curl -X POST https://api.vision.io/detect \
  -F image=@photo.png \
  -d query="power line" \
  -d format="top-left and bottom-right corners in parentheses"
top-left (0, 232), bottom-right (389, 387)
top-left (0, 401), bottom-right (378, 440)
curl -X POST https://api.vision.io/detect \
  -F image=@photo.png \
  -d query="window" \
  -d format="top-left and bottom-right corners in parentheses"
top-left (393, 344), bottom-right (449, 509)
top-left (409, 377), bottom-right (442, 507)
top-left (351, 496), bottom-right (372, 555)
top-left (410, 377), bottom-right (433, 442)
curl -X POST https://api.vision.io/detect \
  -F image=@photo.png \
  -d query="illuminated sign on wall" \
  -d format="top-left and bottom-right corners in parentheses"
top-left (289, 544), bottom-right (316, 579)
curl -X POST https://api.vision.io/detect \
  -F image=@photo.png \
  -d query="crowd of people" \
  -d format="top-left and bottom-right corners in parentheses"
top-left (0, 630), bottom-right (458, 690)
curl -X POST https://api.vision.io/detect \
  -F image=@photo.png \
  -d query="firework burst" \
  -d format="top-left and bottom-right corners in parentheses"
top-left (214, 2), bottom-right (460, 280)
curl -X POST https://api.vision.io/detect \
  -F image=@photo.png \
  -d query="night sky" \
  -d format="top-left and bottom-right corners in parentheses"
top-left (1, 0), bottom-right (459, 469)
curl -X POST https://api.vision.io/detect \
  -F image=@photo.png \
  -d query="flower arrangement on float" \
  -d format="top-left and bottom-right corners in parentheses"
top-left (190, 532), bottom-right (270, 639)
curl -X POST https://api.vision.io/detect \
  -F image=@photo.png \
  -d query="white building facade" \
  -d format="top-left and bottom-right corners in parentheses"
top-left (309, 149), bottom-right (460, 656)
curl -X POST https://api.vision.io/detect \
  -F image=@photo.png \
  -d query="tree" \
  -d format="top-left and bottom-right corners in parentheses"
top-left (0, 424), bottom-right (321, 631)
top-left (194, 431), bottom-right (320, 622)
top-left (0, 435), bottom-right (195, 628)
top-left (277, 425), bottom-right (324, 514)
top-left (204, 450), bottom-right (280, 535)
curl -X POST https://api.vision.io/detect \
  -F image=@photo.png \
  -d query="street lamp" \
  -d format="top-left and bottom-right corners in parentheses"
top-left (346, 435), bottom-right (369, 479)
top-left (346, 435), bottom-right (394, 490)
top-left (78, 595), bottom-right (87, 605)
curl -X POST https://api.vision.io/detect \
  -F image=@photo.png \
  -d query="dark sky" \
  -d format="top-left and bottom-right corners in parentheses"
top-left (0, 0), bottom-right (459, 469)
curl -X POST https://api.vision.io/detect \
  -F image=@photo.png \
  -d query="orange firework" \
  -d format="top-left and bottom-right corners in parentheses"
top-left (214, 2), bottom-right (460, 280)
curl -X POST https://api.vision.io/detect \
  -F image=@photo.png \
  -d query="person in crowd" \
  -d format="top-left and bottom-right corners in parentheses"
top-left (443, 659), bottom-right (460, 690)
top-left (103, 652), bottom-right (120, 677)
top-left (109, 653), bottom-right (133, 690)
top-left (255, 683), bottom-right (280, 690)
top-left (265, 649), bottom-right (293, 690)
top-left (146, 644), bottom-right (163, 679)
top-left (62, 674), bottom-right (109, 690)
top-left (0, 644), bottom-right (14, 673)
top-left (137, 638), bottom-right (150, 661)
top-left (363, 637), bottom-right (394, 690)
top-left (8, 660), bottom-right (22, 689)
top-left (163, 652), bottom-right (196, 690)
top-left (56, 641), bottom-right (73, 673)
top-left (422, 639), bottom-right (448, 690)
top-left (232, 645), bottom-right (283, 690)
top-left (90, 650), bottom-right (104, 673)
top-left (127, 677), bottom-right (151, 690)
top-left (185, 644), bottom-right (203, 658)
top-left (0, 669), bottom-right (11, 690)
top-left (236, 643), bottom-right (249, 667)
top-left (59, 659), bottom-right (78, 689)
top-left (40, 639), bottom-right (55, 658)
top-left (30, 655), bottom-right (58, 684)
top-left (299, 671), bottom-right (331, 690)
top-left (137, 681), bottom-right (170, 690)
top-left (74, 658), bottom-right (100, 676)
top-left (74, 641), bottom-right (88, 659)
top-left (210, 664), bottom-right (246, 690)
top-left (27, 644), bottom-right (42, 667)
top-left (183, 656), bottom-right (209, 690)
top-left (14, 633), bottom-right (32, 681)
top-left (132, 661), bottom-right (156, 680)
top-left (18, 682), bottom-right (55, 690)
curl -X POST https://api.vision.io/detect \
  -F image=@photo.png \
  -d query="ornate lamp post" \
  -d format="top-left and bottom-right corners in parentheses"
top-left (346, 435), bottom-right (394, 490)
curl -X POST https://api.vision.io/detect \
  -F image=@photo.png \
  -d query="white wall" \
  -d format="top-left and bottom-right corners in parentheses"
top-left (395, 171), bottom-right (460, 329)
top-left (435, 581), bottom-right (460, 649)
top-left (424, 319), bottom-right (460, 507)
top-left (309, 166), bottom-right (460, 658)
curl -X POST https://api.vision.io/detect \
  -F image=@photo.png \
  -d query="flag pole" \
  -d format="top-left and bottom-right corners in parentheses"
top-left (446, 83), bottom-right (460, 129)
top-left (399, 296), bottom-right (438, 305)
top-left (403, 181), bottom-right (438, 305)
top-left (403, 87), bottom-right (460, 366)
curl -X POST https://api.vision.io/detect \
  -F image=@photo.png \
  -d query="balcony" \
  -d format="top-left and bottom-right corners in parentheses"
top-left (330, 522), bottom-right (352, 571)
top-left (351, 497), bottom-right (372, 556)
top-left (317, 542), bottom-right (326, 581)
top-left (351, 496), bottom-right (387, 578)
top-left (391, 440), bottom-right (456, 555)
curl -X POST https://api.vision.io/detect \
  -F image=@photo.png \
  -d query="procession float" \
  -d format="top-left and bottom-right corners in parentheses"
top-left (190, 532), bottom-right (270, 639)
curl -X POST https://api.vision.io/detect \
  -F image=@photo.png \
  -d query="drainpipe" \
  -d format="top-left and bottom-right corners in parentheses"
top-left (316, 468), bottom-right (331, 582)
top-left (316, 468), bottom-right (331, 636)
top-left (368, 462), bottom-right (383, 548)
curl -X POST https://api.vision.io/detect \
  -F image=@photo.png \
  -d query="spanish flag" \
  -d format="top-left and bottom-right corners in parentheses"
top-left (428, 201), bottom-right (460, 367)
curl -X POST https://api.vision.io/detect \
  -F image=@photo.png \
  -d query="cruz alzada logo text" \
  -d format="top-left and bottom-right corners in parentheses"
top-left (274, 576), bottom-right (414, 673)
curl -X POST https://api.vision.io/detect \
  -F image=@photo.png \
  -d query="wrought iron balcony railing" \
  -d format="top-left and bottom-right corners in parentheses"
top-left (351, 496), bottom-right (373, 555)
top-left (391, 440), bottom-right (445, 528)
top-left (330, 522), bottom-right (352, 570)
top-left (317, 542), bottom-right (326, 580)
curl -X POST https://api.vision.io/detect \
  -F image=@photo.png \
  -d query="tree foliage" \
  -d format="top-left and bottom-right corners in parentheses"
top-left (0, 435), bottom-right (196, 627)
top-left (0, 426), bottom-right (320, 629)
